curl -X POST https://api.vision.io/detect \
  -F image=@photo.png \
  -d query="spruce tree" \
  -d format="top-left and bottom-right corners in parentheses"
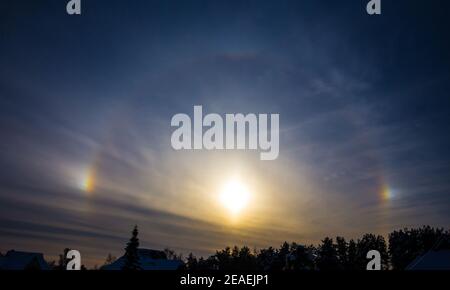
top-left (123, 225), bottom-right (141, 270)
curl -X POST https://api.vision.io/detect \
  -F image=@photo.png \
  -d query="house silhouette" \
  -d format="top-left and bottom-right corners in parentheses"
top-left (0, 250), bottom-right (50, 270)
top-left (101, 248), bottom-right (183, 270)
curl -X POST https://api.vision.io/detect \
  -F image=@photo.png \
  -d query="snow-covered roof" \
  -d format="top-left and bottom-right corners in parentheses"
top-left (0, 250), bottom-right (51, 270)
top-left (406, 250), bottom-right (450, 270)
top-left (102, 249), bottom-right (183, 270)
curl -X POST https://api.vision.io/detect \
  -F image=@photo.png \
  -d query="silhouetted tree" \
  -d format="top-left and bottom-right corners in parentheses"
top-left (54, 248), bottom-right (71, 270)
top-left (287, 243), bottom-right (315, 270)
top-left (197, 256), bottom-right (218, 270)
top-left (186, 253), bottom-right (198, 270)
top-left (208, 246), bottom-right (259, 270)
top-left (104, 253), bottom-right (116, 266)
top-left (316, 237), bottom-right (339, 270)
top-left (123, 225), bottom-right (141, 270)
top-left (274, 242), bottom-right (290, 271)
top-left (164, 248), bottom-right (183, 260)
top-left (335, 237), bottom-right (348, 269)
top-left (347, 239), bottom-right (358, 270)
top-left (234, 246), bottom-right (257, 271)
top-left (389, 226), bottom-right (449, 270)
top-left (214, 247), bottom-right (232, 270)
top-left (256, 247), bottom-right (277, 271)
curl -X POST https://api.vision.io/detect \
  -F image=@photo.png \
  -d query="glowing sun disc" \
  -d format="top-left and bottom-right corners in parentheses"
top-left (219, 180), bottom-right (250, 214)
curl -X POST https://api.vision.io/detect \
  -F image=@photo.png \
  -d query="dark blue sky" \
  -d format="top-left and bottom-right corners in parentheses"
top-left (1, 0), bottom-right (449, 266)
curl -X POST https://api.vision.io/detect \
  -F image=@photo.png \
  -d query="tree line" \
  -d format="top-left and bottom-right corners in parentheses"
top-left (45, 225), bottom-right (449, 270)
top-left (184, 226), bottom-right (450, 271)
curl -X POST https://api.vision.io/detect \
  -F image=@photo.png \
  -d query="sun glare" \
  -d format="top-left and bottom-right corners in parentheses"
top-left (219, 179), bottom-right (251, 215)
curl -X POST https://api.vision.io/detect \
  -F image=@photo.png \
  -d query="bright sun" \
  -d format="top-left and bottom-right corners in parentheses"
top-left (219, 179), bottom-right (251, 215)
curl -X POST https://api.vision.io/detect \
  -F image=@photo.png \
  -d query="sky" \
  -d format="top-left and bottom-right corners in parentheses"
top-left (0, 0), bottom-right (450, 267)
